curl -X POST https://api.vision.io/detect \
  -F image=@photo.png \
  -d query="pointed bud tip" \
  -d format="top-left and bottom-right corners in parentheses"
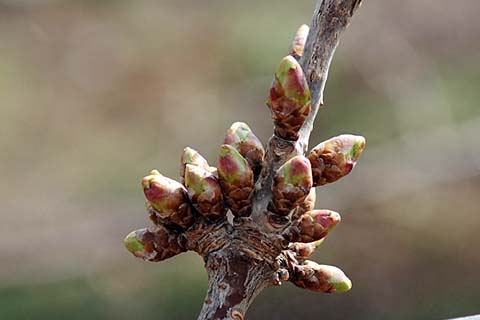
top-left (150, 169), bottom-right (161, 176)
top-left (141, 174), bottom-right (156, 190)
top-left (280, 155), bottom-right (312, 185)
top-left (349, 135), bottom-right (366, 160)
top-left (219, 144), bottom-right (248, 166)
top-left (224, 122), bottom-right (252, 144)
top-left (312, 209), bottom-right (341, 230)
top-left (181, 147), bottom-right (209, 167)
top-left (218, 144), bottom-right (251, 184)
top-left (230, 122), bottom-right (252, 134)
top-left (313, 238), bottom-right (325, 248)
top-left (333, 277), bottom-right (352, 293)
top-left (276, 56), bottom-right (302, 83)
top-left (291, 24), bottom-right (310, 57)
top-left (124, 230), bottom-right (144, 255)
top-left (325, 266), bottom-right (352, 293)
top-left (337, 134), bottom-right (366, 161)
top-left (184, 163), bottom-right (213, 194)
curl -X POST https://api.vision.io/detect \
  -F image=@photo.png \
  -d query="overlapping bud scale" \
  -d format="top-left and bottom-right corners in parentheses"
top-left (267, 55), bottom-right (311, 140)
top-left (292, 261), bottom-right (352, 293)
top-left (184, 164), bottom-right (225, 221)
top-left (142, 171), bottom-right (194, 229)
top-left (180, 147), bottom-right (212, 183)
top-left (288, 239), bottom-right (324, 260)
top-left (224, 122), bottom-right (265, 177)
top-left (308, 134), bottom-right (366, 186)
top-left (124, 227), bottom-right (185, 262)
top-left (270, 155), bottom-right (313, 216)
top-left (293, 188), bottom-right (316, 220)
top-left (217, 145), bottom-right (254, 217)
top-left (284, 209), bottom-right (341, 243)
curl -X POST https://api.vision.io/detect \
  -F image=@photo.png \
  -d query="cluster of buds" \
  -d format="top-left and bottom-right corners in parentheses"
top-left (124, 120), bottom-right (265, 261)
top-left (124, 24), bottom-right (366, 298)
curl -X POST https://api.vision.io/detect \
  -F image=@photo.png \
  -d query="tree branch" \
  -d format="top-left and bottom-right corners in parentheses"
top-left (253, 0), bottom-right (363, 229)
top-left (124, 1), bottom-right (364, 319)
top-left (298, 0), bottom-right (363, 150)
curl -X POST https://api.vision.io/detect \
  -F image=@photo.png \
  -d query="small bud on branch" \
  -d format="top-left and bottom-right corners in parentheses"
top-left (308, 134), bottom-right (366, 186)
top-left (291, 261), bottom-right (352, 293)
top-left (267, 56), bottom-right (311, 140)
top-left (124, 227), bottom-right (185, 262)
top-left (284, 209), bottom-right (341, 243)
top-left (142, 172), bottom-right (194, 228)
top-left (224, 122), bottom-right (265, 177)
top-left (270, 155), bottom-right (313, 216)
top-left (180, 147), bottom-right (211, 183)
top-left (217, 144), bottom-right (254, 217)
top-left (290, 24), bottom-right (310, 59)
top-left (184, 164), bottom-right (225, 221)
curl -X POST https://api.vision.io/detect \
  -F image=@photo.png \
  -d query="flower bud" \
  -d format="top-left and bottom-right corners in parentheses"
top-left (180, 147), bottom-right (210, 183)
top-left (290, 24), bottom-right (309, 58)
top-left (270, 155), bottom-right (312, 216)
top-left (184, 164), bottom-right (225, 221)
top-left (292, 261), bottom-right (352, 293)
top-left (288, 239), bottom-right (324, 260)
top-left (142, 172), bottom-right (194, 228)
top-left (124, 227), bottom-right (185, 262)
top-left (284, 209), bottom-right (341, 243)
top-left (217, 144), bottom-right (254, 217)
top-left (308, 134), bottom-right (366, 186)
top-left (292, 188), bottom-right (316, 220)
top-left (267, 55), bottom-right (311, 140)
top-left (224, 122), bottom-right (265, 177)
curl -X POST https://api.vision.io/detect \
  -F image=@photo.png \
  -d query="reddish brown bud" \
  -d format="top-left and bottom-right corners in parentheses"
top-left (217, 145), bottom-right (254, 217)
top-left (290, 24), bottom-right (309, 58)
top-left (293, 188), bottom-right (316, 220)
top-left (288, 239), bottom-right (324, 260)
top-left (224, 122), bottom-right (265, 177)
top-left (141, 172), bottom-right (194, 228)
top-left (284, 209), bottom-right (341, 243)
top-left (291, 261), bottom-right (352, 293)
top-left (123, 226), bottom-right (185, 262)
top-left (308, 134), bottom-right (366, 186)
top-left (184, 164), bottom-right (225, 221)
top-left (270, 155), bottom-right (313, 216)
top-left (267, 55), bottom-right (311, 140)
top-left (180, 147), bottom-right (210, 183)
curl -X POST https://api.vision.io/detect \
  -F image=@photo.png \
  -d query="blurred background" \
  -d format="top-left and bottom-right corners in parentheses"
top-left (1, 0), bottom-right (479, 319)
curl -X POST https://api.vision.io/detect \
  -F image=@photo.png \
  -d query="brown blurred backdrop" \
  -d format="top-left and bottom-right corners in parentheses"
top-left (1, 0), bottom-right (480, 319)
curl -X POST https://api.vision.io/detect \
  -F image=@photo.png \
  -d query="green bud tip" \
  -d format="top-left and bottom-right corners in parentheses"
top-left (279, 155), bottom-right (312, 186)
top-left (224, 122), bottom-right (264, 157)
top-left (181, 147), bottom-right (210, 170)
top-left (337, 134), bottom-right (366, 161)
top-left (150, 169), bottom-right (161, 176)
top-left (141, 173), bottom-right (185, 213)
top-left (184, 164), bottom-right (215, 194)
top-left (273, 56), bottom-right (310, 105)
top-left (291, 24), bottom-right (309, 57)
top-left (313, 210), bottom-right (341, 231)
top-left (224, 122), bottom-right (252, 144)
top-left (218, 144), bottom-right (250, 184)
top-left (321, 265), bottom-right (352, 293)
top-left (124, 230), bottom-right (144, 256)
top-left (312, 238), bottom-right (325, 248)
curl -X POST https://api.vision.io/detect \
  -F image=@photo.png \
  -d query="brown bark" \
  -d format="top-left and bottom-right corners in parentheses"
top-left (198, 253), bottom-right (272, 320)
